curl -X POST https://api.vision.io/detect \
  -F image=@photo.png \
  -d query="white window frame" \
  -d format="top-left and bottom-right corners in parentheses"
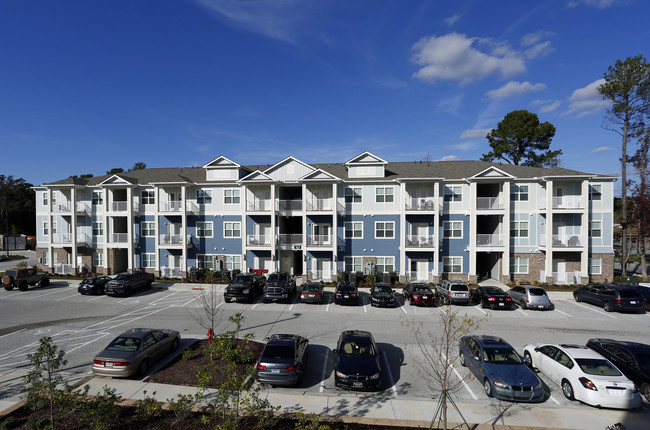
top-left (92, 221), bottom-right (103, 236)
top-left (443, 256), bottom-right (463, 273)
top-left (196, 221), bottom-right (213, 238)
top-left (375, 187), bottom-right (394, 203)
top-left (443, 221), bottom-right (463, 238)
top-left (224, 255), bottom-right (241, 271)
top-left (141, 190), bottom-right (155, 205)
top-left (589, 185), bottom-right (602, 201)
top-left (376, 256), bottom-right (395, 273)
top-left (197, 254), bottom-right (215, 270)
top-left (345, 256), bottom-right (362, 272)
top-left (223, 222), bottom-right (241, 238)
top-left (444, 185), bottom-right (462, 202)
top-left (589, 221), bottom-right (602, 238)
top-left (197, 188), bottom-right (212, 205)
top-left (43, 221), bottom-right (49, 236)
top-left (589, 257), bottom-right (602, 275)
top-left (510, 221), bottom-right (529, 238)
top-left (224, 189), bottom-right (240, 205)
top-left (93, 252), bottom-right (104, 267)
top-left (375, 221), bottom-right (395, 239)
top-left (141, 253), bottom-right (156, 268)
top-left (511, 185), bottom-right (529, 201)
top-left (43, 192), bottom-right (48, 207)
top-left (344, 221), bottom-right (363, 239)
top-left (345, 187), bottom-right (362, 203)
top-left (510, 257), bottom-right (529, 274)
top-left (92, 191), bottom-right (103, 206)
top-left (141, 221), bottom-right (155, 237)
top-left (43, 250), bottom-right (50, 265)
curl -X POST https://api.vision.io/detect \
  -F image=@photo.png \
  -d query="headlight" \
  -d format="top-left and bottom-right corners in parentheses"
top-left (335, 371), bottom-right (347, 379)
top-left (369, 372), bottom-right (380, 380)
top-left (492, 380), bottom-right (508, 389)
top-left (242, 289), bottom-right (249, 294)
top-left (534, 381), bottom-right (542, 390)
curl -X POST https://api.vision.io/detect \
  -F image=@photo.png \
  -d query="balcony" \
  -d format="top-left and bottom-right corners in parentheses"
top-left (52, 232), bottom-right (72, 245)
top-left (406, 271), bottom-right (434, 282)
top-left (477, 197), bottom-right (504, 210)
top-left (278, 234), bottom-right (302, 249)
top-left (76, 202), bottom-right (91, 213)
top-left (159, 201), bottom-right (183, 212)
top-left (107, 233), bottom-right (139, 245)
top-left (405, 235), bottom-right (436, 248)
top-left (159, 234), bottom-right (192, 248)
top-left (52, 202), bottom-right (72, 213)
top-left (540, 196), bottom-right (584, 211)
top-left (247, 200), bottom-right (273, 212)
top-left (540, 270), bottom-right (581, 285)
top-left (306, 199), bottom-right (333, 212)
top-left (53, 264), bottom-right (73, 275)
top-left (539, 234), bottom-right (583, 248)
top-left (186, 201), bottom-right (200, 214)
top-left (405, 198), bottom-right (437, 212)
top-left (110, 201), bottom-right (128, 212)
top-left (477, 233), bottom-right (504, 247)
top-left (308, 270), bottom-right (333, 282)
top-left (247, 235), bottom-right (273, 246)
top-left (160, 267), bottom-right (183, 278)
top-left (278, 200), bottom-right (302, 215)
top-left (307, 235), bottom-right (332, 247)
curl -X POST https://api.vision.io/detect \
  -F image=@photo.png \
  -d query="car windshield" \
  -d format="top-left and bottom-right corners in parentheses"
top-left (451, 285), bottom-right (468, 292)
top-left (373, 285), bottom-right (391, 293)
top-left (414, 286), bottom-right (433, 294)
top-left (340, 340), bottom-right (375, 357)
top-left (529, 288), bottom-right (547, 296)
top-left (115, 274), bottom-right (132, 281)
top-left (262, 345), bottom-right (294, 359)
top-left (106, 336), bottom-right (140, 352)
top-left (576, 358), bottom-right (622, 376)
top-left (5, 270), bottom-right (17, 277)
top-left (267, 274), bottom-right (281, 283)
top-left (483, 347), bottom-right (523, 364)
top-left (619, 289), bottom-right (642, 298)
top-left (233, 275), bottom-right (252, 284)
top-left (304, 284), bottom-right (321, 292)
top-left (337, 286), bottom-right (355, 293)
top-left (485, 287), bottom-right (504, 294)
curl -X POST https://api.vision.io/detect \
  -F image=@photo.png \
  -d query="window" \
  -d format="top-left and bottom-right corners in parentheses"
top-left (589, 185), bottom-right (602, 201)
top-left (142, 253), bottom-right (156, 268)
top-left (344, 222), bottom-right (363, 238)
top-left (510, 221), bottom-right (529, 238)
top-left (375, 221), bottom-right (395, 238)
top-left (43, 251), bottom-right (50, 265)
top-left (196, 221), bottom-right (213, 238)
top-left (92, 191), bottom-right (103, 206)
top-left (224, 222), bottom-right (241, 238)
top-left (224, 189), bottom-right (240, 204)
top-left (345, 187), bottom-right (362, 203)
top-left (589, 258), bottom-right (602, 275)
top-left (345, 257), bottom-right (362, 272)
top-left (93, 252), bottom-right (103, 267)
top-left (443, 221), bottom-right (462, 238)
top-left (92, 221), bottom-right (103, 236)
top-left (197, 254), bottom-right (215, 270)
top-left (43, 192), bottom-right (48, 206)
top-left (443, 257), bottom-right (462, 273)
top-left (510, 257), bottom-right (529, 274)
top-left (376, 257), bottom-right (395, 273)
top-left (444, 185), bottom-right (462, 202)
top-left (512, 185), bottom-right (529, 201)
top-left (375, 187), bottom-right (394, 203)
top-left (197, 189), bottom-right (212, 205)
top-left (141, 221), bottom-right (155, 237)
top-left (52, 221), bottom-right (57, 234)
top-left (141, 190), bottom-right (155, 205)
top-left (224, 255), bottom-right (241, 271)
top-left (590, 221), bottom-right (602, 238)
top-left (43, 221), bottom-right (49, 236)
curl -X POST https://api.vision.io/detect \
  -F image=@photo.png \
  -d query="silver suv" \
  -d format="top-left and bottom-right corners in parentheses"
top-left (436, 280), bottom-right (471, 305)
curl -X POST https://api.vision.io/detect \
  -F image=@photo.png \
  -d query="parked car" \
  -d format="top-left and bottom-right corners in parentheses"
top-left (459, 335), bottom-right (544, 402)
top-left (586, 338), bottom-right (650, 402)
top-left (402, 282), bottom-right (437, 306)
top-left (370, 282), bottom-right (396, 307)
top-left (300, 282), bottom-right (324, 304)
top-left (471, 286), bottom-right (513, 310)
top-left (333, 330), bottom-right (382, 390)
top-left (632, 285), bottom-right (650, 311)
top-left (573, 283), bottom-right (646, 313)
top-left (78, 276), bottom-right (113, 295)
top-left (436, 280), bottom-right (471, 305)
top-left (256, 334), bottom-right (309, 386)
top-left (2, 268), bottom-right (50, 291)
top-left (92, 328), bottom-right (180, 377)
top-left (262, 272), bottom-right (296, 303)
top-left (335, 282), bottom-right (359, 305)
top-left (224, 273), bottom-right (265, 303)
top-left (507, 285), bottom-right (553, 310)
top-left (104, 270), bottom-right (154, 297)
top-left (523, 343), bottom-right (642, 409)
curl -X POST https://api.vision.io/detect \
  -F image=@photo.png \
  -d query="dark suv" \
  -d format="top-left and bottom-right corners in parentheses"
top-left (105, 270), bottom-right (154, 297)
top-left (256, 334), bottom-right (309, 386)
top-left (573, 283), bottom-right (646, 313)
top-left (224, 273), bottom-right (265, 303)
top-left (262, 272), bottom-right (296, 303)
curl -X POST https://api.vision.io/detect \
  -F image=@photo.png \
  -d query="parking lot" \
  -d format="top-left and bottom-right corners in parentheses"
top-left (1, 279), bottom-right (649, 427)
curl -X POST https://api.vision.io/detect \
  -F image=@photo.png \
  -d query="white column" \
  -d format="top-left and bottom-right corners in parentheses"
top-left (545, 180), bottom-right (554, 280)
top-left (581, 180), bottom-right (589, 281)
top-left (433, 182), bottom-right (440, 278)
top-left (469, 182), bottom-right (477, 281)
top-left (127, 187), bottom-right (134, 270)
top-left (502, 181), bottom-right (511, 281)
top-left (182, 185), bottom-right (187, 276)
top-left (71, 188), bottom-right (78, 274)
top-left (399, 182), bottom-right (406, 280)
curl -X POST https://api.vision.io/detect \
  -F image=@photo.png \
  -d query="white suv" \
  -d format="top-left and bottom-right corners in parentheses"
top-left (436, 280), bottom-right (471, 305)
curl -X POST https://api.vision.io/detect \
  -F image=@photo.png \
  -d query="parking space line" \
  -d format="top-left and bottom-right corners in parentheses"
top-left (362, 296), bottom-right (367, 312)
top-left (320, 350), bottom-right (329, 393)
top-left (554, 309), bottom-right (572, 317)
top-left (86, 295), bottom-right (105, 302)
top-left (0, 328), bottom-right (26, 339)
top-left (515, 308), bottom-right (528, 316)
top-left (382, 351), bottom-right (398, 395)
top-left (568, 301), bottom-right (617, 319)
top-left (26, 289), bottom-right (65, 300)
top-left (473, 306), bottom-right (488, 315)
top-left (399, 303), bottom-right (407, 314)
top-left (149, 291), bottom-right (181, 305)
top-left (56, 293), bottom-right (81, 302)
top-left (549, 395), bottom-right (561, 405)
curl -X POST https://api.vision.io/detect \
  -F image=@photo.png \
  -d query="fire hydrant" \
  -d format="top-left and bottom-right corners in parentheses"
top-left (207, 329), bottom-right (213, 344)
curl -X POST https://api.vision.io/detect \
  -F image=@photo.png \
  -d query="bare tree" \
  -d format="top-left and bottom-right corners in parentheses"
top-left (402, 307), bottom-right (483, 430)
top-left (189, 280), bottom-right (225, 349)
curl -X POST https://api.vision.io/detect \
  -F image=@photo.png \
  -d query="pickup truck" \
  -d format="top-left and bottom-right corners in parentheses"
top-left (224, 273), bottom-right (265, 303)
top-left (436, 280), bottom-right (471, 305)
top-left (262, 272), bottom-right (296, 303)
top-left (2, 268), bottom-right (50, 291)
top-left (104, 270), bottom-right (154, 297)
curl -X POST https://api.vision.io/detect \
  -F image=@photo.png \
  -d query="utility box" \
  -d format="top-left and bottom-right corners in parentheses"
top-left (0, 235), bottom-right (27, 251)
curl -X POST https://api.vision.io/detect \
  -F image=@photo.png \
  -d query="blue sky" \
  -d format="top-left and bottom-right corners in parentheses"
top-left (1, 0), bottom-right (648, 187)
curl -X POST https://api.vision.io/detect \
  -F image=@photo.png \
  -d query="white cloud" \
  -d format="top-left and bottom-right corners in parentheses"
top-left (444, 14), bottom-right (462, 26)
top-left (567, 0), bottom-right (619, 9)
top-left (539, 101), bottom-right (561, 113)
top-left (486, 81), bottom-right (546, 99)
top-left (439, 155), bottom-right (460, 161)
top-left (565, 78), bottom-right (609, 117)
top-left (521, 31), bottom-right (554, 60)
top-left (591, 146), bottom-right (613, 153)
top-left (435, 95), bottom-right (463, 114)
top-left (460, 129), bottom-right (491, 139)
top-left (411, 33), bottom-right (526, 85)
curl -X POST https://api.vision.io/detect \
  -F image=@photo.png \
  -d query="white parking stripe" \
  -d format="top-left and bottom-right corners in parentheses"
top-left (568, 301), bottom-right (617, 319)
top-left (473, 306), bottom-right (488, 315)
top-left (362, 296), bottom-right (367, 312)
top-left (554, 309), bottom-right (572, 317)
top-left (320, 350), bottom-right (329, 393)
top-left (549, 395), bottom-right (561, 405)
top-left (383, 351), bottom-right (398, 395)
top-left (0, 328), bottom-right (26, 339)
top-left (56, 293), bottom-right (80, 301)
top-left (400, 304), bottom-right (407, 314)
top-left (454, 366), bottom-right (477, 400)
top-left (26, 289), bottom-right (64, 300)
top-left (515, 308), bottom-right (528, 316)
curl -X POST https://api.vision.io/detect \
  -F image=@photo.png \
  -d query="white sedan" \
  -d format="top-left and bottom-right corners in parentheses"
top-left (523, 343), bottom-right (642, 409)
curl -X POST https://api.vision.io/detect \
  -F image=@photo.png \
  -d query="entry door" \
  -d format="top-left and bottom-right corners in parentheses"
top-left (316, 259), bottom-right (331, 280)
top-left (280, 254), bottom-right (292, 274)
top-left (553, 260), bottom-right (566, 284)
top-left (313, 224), bottom-right (331, 245)
top-left (410, 259), bottom-right (428, 281)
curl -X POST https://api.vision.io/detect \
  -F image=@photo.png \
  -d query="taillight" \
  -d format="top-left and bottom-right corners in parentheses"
top-left (301, 292), bottom-right (306, 296)
top-left (488, 298), bottom-right (496, 302)
top-left (634, 385), bottom-right (639, 393)
top-left (315, 293), bottom-right (321, 296)
top-left (256, 364), bottom-right (266, 370)
top-left (336, 293), bottom-right (341, 298)
top-left (94, 359), bottom-right (129, 367)
top-left (579, 377), bottom-right (597, 391)
top-left (525, 298), bottom-right (530, 303)
top-left (285, 365), bottom-right (296, 371)
top-left (505, 297), bottom-right (512, 301)
top-left (447, 291), bottom-right (451, 295)
top-left (615, 298), bottom-right (621, 304)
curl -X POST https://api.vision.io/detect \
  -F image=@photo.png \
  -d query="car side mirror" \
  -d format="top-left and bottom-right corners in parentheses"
top-left (534, 347), bottom-right (540, 352)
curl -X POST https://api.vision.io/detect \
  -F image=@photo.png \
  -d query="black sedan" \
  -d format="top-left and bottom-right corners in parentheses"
top-left (334, 330), bottom-right (382, 390)
top-left (586, 338), bottom-right (650, 402)
top-left (370, 283), bottom-right (396, 307)
top-left (300, 282), bottom-right (324, 304)
top-left (78, 276), bottom-right (113, 295)
top-left (334, 282), bottom-right (359, 305)
top-left (471, 286), bottom-right (513, 309)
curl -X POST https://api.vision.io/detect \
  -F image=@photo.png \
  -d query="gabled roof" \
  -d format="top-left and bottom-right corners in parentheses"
top-left (238, 170), bottom-right (277, 184)
top-left (203, 155), bottom-right (240, 169)
top-left (98, 174), bottom-right (137, 186)
top-left (469, 166), bottom-right (515, 181)
top-left (345, 151), bottom-right (388, 166)
top-left (263, 156), bottom-right (315, 175)
top-left (300, 168), bottom-right (342, 182)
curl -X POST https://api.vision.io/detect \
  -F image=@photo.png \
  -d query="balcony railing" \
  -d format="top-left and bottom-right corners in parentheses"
top-left (111, 201), bottom-right (128, 212)
top-left (76, 202), bottom-right (90, 213)
top-left (159, 233), bottom-right (184, 246)
top-left (53, 264), bottom-right (73, 275)
top-left (160, 267), bottom-right (183, 278)
top-left (405, 235), bottom-right (436, 248)
top-left (477, 197), bottom-right (504, 210)
top-left (159, 201), bottom-right (183, 212)
top-left (406, 271), bottom-right (434, 282)
top-left (278, 200), bottom-right (302, 212)
top-left (306, 199), bottom-right (333, 211)
top-left (540, 234), bottom-right (583, 247)
top-left (307, 235), bottom-right (332, 247)
top-left (52, 233), bottom-right (72, 244)
top-left (405, 198), bottom-right (437, 211)
top-left (553, 196), bottom-right (583, 209)
top-left (477, 234), bottom-right (504, 246)
top-left (308, 270), bottom-right (333, 282)
top-left (108, 233), bottom-right (139, 244)
top-left (540, 270), bottom-right (580, 285)
top-left (247, 235), bottom-right (272, 246)
top-left (278, 234), bottom-right (302, 246)
top-left (52, 202), bottom-right (72, 213)
top-left (247, 200), bottom-right (273, 212)
top-left (186, 201), bottom-right (200, 214)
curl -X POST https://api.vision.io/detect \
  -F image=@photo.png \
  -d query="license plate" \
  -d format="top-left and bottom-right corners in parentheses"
top-left (271, 369), bottom-right (280, 373)
top-left (630, 301), bottom-right (637, 304)
top-left (352, 382), bottom-right (363, 388)
top-left (423, 296), bottom-right (428, 299)
top-left (344, 295), bottom-right (349, 298)
top-left (538, 305), bottom-right (545, 308)
top-left (308, 294), bottom-right (315, 298)
top-left (498, 303), bottom-right (504, 306)
top-left (105, 363), bottom-right (113, 368)
top-left (607, 388), bottom-right (625, 395)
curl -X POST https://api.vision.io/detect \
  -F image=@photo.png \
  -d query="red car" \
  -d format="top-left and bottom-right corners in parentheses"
top-left (402, 282), bottom-right (437, 306)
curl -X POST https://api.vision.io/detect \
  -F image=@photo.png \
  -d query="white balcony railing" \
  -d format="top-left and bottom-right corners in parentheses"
top-left (76, 202), bottom-right (91, 213)
top-left (405, 235), bottom-right (436, 248)
top-left (278, 200), bottom-right (302, 212)
top-left (540, 234), bottom-right (583, 247)
top-left (553, 196), bottom-right (583, 209)
top-left (111, 201), bottom-right (128, 212)
top-left (405, 198), bottom-right (437, 211)
top-left (406, 271), bottom-right (434, 282)
top-left (308, 270), bottom-right (333, 282)
top-left (159, 233), bottom-right (184, 246)
top-left (109, 233), bottom-right (129, 243)
top-left (186, 201), bottom-right (200, 214)
top-left (477, 197), bottom-right (504, 210)
top-left (477, 234), bottom-right (504, 246)
top-left (307, 235), bottom-right (332, 247)
top-left (247, 234), bottom-right (272, 246)
top-left (278, 234), bottom-right (302, 246)
top-left (53, 264), bottom-right (73, 275)
top-left (306, 199), bottom-right (333, 211)
top-left (247, 200), bottom-right (273, 212)
top-left (52, 202), bottom-right (72, 213)
top-left (52, 233), bottom-right (72, 244)
top-left (160, 267), bottom-right (183, 278)
top-left (159, 201), bottom-right (183, 212)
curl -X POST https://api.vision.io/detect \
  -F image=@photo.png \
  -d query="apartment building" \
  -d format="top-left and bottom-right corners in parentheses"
top-left (33, 152), bottom-right (615, 284)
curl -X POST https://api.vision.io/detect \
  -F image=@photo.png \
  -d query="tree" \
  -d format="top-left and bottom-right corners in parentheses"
top-left (131, 162), bottom-right (147, 171)
top-left (481, 110), bottom-right (560, 167)
top-left (599, 55), bottom-right (650, 276)
top-left (631, 126), bottom-right (650, 279)
top-left (0, 175), bottom-right (36, 235)
top-left (106, 167), bottom-right (124, 175)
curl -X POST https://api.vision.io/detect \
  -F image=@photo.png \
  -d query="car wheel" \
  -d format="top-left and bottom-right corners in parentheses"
top-left (604, 302), bottom-right (613, 312)
top-left (4, 285), bottom-right (14, 291)
top-left (520, 299), bottom-right (527, 309)
top-left (459, 352), bottom-right (466, 367)
top-left (561, 379), bottom-right (574, 400)
top-left (641, 383), bottom-right (650, 403)
top-left (224, 297), bottom-right (231, 303)
top-left (481, 300), bottom-right (487, 309)
top-left (484, 379), bottom-right (493, 398)
top-left (39, 278), bottom-right (50, 287)
top-left (18, 282), bottom-right (28, 291)
top-left (573, 293), bottom-right (581, 302)
top-left (146, 280), bottom-right (152, 290)
top-left (138, 360), bottom-right (149, 377)
top-left (171, 338), bottom-right (179, 352)
top-left (123, 288), bottom-right (131, 297)
top-left (524, 351), bottom-right (533, 368)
